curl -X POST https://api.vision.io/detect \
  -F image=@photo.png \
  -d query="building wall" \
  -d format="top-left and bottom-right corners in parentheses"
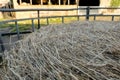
top-left (0, 0), bottom-right (10, 18)
top-left (100, 0), bottom-right (111, 7)
top-left (14, 5), bottom-right (77, 18)
top-left (0, 12), bottom-right (3, 18)
top-left (99, 0), bottom-right (112, 14)
top-left (10, 0), bottom-right (115, 18)
top-left (0, 0), bottom-right (10, 6)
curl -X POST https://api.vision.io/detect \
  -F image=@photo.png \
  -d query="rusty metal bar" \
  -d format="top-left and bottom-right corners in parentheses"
top-left (62, 16), bottom-right (64, 23)
top-left (86, 6), bottom-right (90, 20)
top-left (46, 17), bottom-right (49, 25)
top-left (37, 10), bottom-right (40, 29)
top-left (112, 15), bottom-right (114, 21)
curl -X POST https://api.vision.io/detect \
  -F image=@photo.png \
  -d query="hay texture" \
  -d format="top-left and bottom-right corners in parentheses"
top-left (0, 21), bottom-right (120, 80)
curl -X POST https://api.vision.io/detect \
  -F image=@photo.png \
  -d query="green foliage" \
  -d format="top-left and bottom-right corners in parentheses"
top-left (110, 0), bottom-right (120, 7)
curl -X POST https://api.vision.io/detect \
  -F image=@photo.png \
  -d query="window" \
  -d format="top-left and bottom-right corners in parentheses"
top-left (79, 0), bottom-right (100, 6)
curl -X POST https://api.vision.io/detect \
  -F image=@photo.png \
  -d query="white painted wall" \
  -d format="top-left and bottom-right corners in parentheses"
top-left (100, 0), bottom-right (111, 7)
top-left (99, 0), bottom-right (111, 14)
top-left (0, 0), bottom-right (10, 7)
top-left (0, 0), bottom-right (10, 3)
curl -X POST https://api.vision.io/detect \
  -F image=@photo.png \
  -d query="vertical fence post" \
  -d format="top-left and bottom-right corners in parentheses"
top-left (62, 16), bottom-right (64, 23)
top-left (112, 15), bottom-right (114, 21)
top-left (77, 15), bottom-right (79, 21)
top-left (37, 10), bottom-right (40, 29)
top-left (86, 6), bottom-right (90, 20)
top-left (0, 34), bottom-right (5, 52)
top-left (41, 0), bottom-right (43, 5)
top-left (94, 15), bottom-right (96, 20)
top-left (15, 21), bottom-right (20, 40)
top-left (46, 17), bottom-right (49, 25)
top-left (19, 0), bottom-right (22, 5)
top-left (30, 0), bottom-right (32, 5)
top-left (31, 19), bottom-right (35, 32)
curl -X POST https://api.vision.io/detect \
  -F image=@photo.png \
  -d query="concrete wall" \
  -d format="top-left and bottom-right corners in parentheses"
top-left (0, 12), bottom-right (3, 18)
top-left (100, 0), bottom-right (111, 7)
top-left (14, 5), bottom-right (77, 18)
top-left (0, 0), bottom-right (10, 18)
top-left (99, 0), bottom-right (111, 14)
top-left (11, 0), bottom-right (117, 18)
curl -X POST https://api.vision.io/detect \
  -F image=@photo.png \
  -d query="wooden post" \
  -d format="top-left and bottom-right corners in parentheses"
top-left (76, 0), bottom-right (78, 4)
top-left (59, 0), bottom-right (61, 5)
top-left (48, 0), bottom-right (51, 5)
top-left (77, 0), bottom-right (79, 15)
top-left (30, 0), bottom-right (32, 5)
top-left (41, 0), bottom-right (43, 5)
top-left (68, 0), bottom-right (70, 5)
top-left (19, 0), bottom-right (22, 5)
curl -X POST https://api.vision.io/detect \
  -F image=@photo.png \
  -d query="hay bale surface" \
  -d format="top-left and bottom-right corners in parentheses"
top-left (0, 21), bottom-right (120, 80)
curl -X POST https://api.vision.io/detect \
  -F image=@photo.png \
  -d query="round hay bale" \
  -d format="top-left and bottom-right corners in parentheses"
top-left (1, 21), bottom-right (120, 80)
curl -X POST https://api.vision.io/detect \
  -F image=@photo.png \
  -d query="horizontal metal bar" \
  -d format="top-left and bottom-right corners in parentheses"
top-left (0, 17), bottom-right (37, 24)
top-left (88, 7), bottom-right (120, 9)
top-left (1, 31), bottom-right (32, 36)
top-left (89, 14), bottom-right (120, 16)
top-left (0, 8), bottom-right (78, 12)
top-left (0, 7), bottom-right (120, 12)
top-left (0, 14), bottom-right (120, 24)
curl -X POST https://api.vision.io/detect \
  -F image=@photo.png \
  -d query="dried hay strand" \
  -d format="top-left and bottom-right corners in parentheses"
top-left (0, 21), bottom-right (120, 80)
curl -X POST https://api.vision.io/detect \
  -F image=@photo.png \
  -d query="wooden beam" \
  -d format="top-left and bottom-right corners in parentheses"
top-left (19, 0), bottom-right (22, 5)
top-left (41, 0), bottom-right (43, 5)
top-left (59, 0), bottom-right (61, 5)
top-left (68, 0), bottom-right (70, 5)
top-left (76, 0), bottom-right (77, 4)
top-left (30, 0), bottom-right (32, 5)
top-left (48, 0), bottom-right (51, 5)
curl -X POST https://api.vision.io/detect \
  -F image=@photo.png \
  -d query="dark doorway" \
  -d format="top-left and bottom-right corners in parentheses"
top-left (79, 0), bottom-right (100, 6)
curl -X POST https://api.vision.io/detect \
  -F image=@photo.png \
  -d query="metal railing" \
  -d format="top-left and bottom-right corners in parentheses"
top-left (0, 6), bottom-right (120, 52)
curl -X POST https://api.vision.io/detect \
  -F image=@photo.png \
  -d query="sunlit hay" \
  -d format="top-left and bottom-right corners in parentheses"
top-left (1, 21), bottom-right (120, 80)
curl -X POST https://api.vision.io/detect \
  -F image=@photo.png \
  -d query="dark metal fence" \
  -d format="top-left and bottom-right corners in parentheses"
top-left (0, 6), bottom-right (120, 52)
